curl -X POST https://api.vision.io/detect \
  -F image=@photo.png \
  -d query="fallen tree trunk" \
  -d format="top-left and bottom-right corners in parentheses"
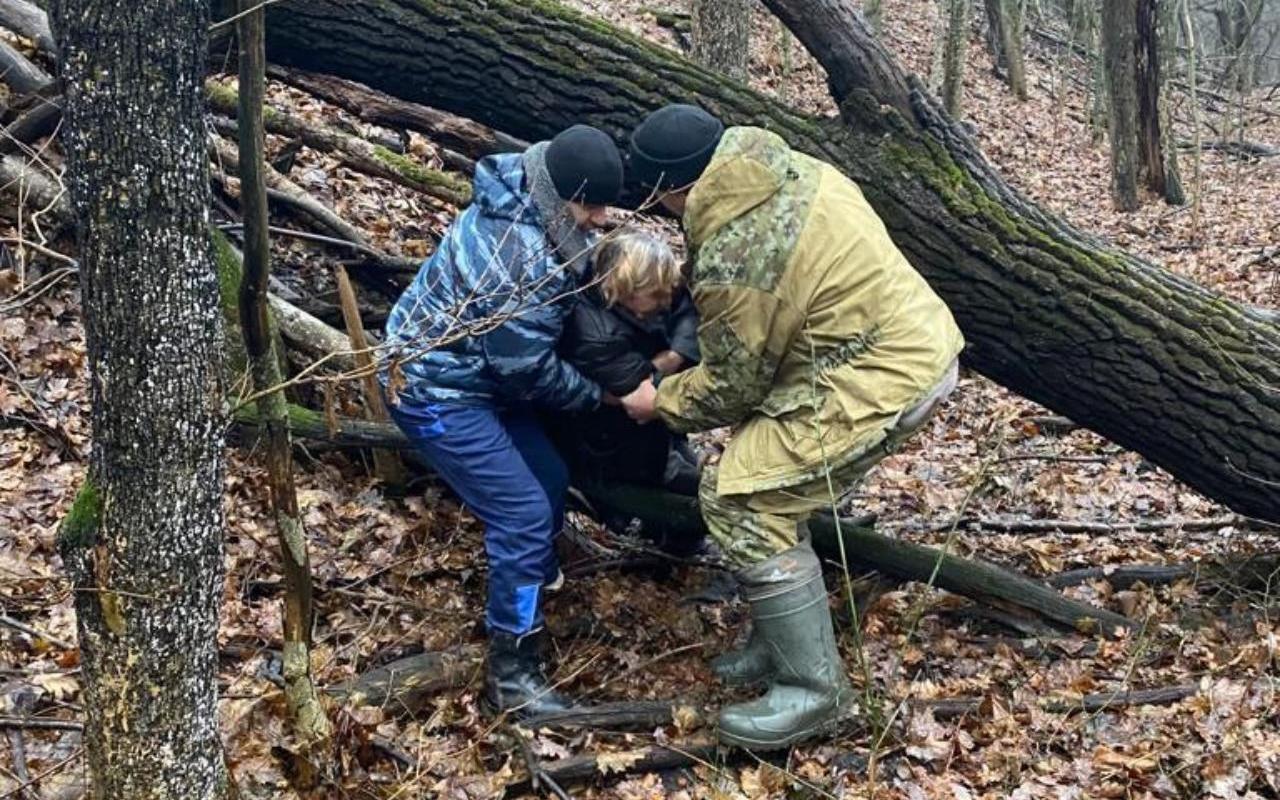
top-left (232, 403), bottom-right (411, 451)
top-left (234, 406), bottom-right (1132, 634)
top-left (210, 135), bottom-right (420, 273)
top-left (926, 683), bottom-right (1199, 719)
top-left (205, 80), bottom-right (471, 206)
top-left (264, 65), bottom-right (527, 161)
top-left (0, 0), bottom-right (57, 58)
top-left (253, 0), bottom-right (1280, 523)
top-left (325, 645), bottom-right (483, 713)
top-left (0, 95), bottom-right (61, 155)
top-left (581, 481), bottom-right (1135, 636)
top-left (0, 39), bottom-right (52, 95)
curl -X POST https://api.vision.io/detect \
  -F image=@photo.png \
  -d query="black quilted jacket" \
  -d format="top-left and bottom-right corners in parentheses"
top-left (557, 287), bottom-right (700, 396)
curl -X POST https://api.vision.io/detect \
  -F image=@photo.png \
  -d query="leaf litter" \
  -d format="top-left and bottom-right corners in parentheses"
top-left (2, 1), bottom-right (1280, 797)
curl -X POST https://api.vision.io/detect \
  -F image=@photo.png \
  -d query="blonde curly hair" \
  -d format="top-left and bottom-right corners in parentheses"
top-left (594, 230), bottom-right (681, 308)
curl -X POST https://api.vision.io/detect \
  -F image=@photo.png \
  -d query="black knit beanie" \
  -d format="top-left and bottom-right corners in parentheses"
top-left (629, 104), bottom-right (725, 191)
top-left (544, 124), bottom-right (624, 205)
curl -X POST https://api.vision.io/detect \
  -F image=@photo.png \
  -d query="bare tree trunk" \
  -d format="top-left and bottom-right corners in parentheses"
top-left (1214, 0), bottom-right (1263, 94)
top-left (691, 0), bottom-right (754, 81)
top-left (1090, 0), bottom-right (1111, 143)
top-left (233, 0), bottom-right (332, 764)
top-left (1103, 0), bottom-right (1141, 210)
top-left (1156, 0), bottom-right (1185, 204)
top-left (1182, 0), bottom-right (1204, 236)
top-left (942, 0), bottom-right (972, 115)
top-left (47, 0), bottom-right (230, 797)
top-left (863, 0), bottom-right (882, 31)
top-left (1135, 0), bottom-right (1168, 196)
top-left (983, 0), bottom-right (1027, 98)
top-left (1000, 0), bottom-right (1027, 98)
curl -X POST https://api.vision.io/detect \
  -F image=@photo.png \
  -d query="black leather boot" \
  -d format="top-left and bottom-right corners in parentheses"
top-left (485, 629), bottom-right (571, 717)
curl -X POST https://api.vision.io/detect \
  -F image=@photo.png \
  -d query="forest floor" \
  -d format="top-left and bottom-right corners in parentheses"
top-left (2, 1), bottom-right (1280, 798)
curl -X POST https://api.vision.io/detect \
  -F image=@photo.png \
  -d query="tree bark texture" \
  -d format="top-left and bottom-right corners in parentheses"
top-left (941, 0), bottom-right (971, 115)
top-left (47, 0), bottom-right (228, 798)
top-left (1134, 0), bottom-right (1172, 201)
top-left (1155, 0), bottom-right (1185, 204)
top-left (691, 0), bottom-right (754, 81)
top-left (252, 0), bottom-right (1280, 522)
top-left (1103, 0), bottom-right (1142, 211)
top-left (233, 0), bottom-right (331, 753)
top-left (982, 0), bottom-right (1027, 98)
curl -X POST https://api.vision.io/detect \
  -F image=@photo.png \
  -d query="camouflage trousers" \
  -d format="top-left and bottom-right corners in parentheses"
top-left (700, 361), bottom-right (959, 569)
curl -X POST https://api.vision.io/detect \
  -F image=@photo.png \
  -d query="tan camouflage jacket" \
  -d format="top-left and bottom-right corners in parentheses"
top-left (654, 126), bottom-right (965, 496)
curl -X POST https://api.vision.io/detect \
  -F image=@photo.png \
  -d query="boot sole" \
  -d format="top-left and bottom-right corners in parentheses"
top-left (717, 716), bottom-right (843, 751)
top-left (716, 699), bottom-right (856, 751)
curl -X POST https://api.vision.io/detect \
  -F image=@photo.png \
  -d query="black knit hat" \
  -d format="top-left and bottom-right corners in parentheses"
top-left (629, 104), bottom-right (725, 191)
top-left (545, 124), bottom-right (624, 205)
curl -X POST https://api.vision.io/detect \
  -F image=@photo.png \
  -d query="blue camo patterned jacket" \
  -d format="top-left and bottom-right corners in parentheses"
top-left (382, 153), bottom-right (602, 412)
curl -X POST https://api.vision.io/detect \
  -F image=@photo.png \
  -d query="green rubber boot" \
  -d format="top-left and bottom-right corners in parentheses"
top-left (710, 627), bottom-right (774, 686)
top-left (717, 541), bottom-right (851, 750)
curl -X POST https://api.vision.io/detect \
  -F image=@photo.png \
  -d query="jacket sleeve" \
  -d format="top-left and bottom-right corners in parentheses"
top-left (482, 301), bottom-right (602, 412)
top-left (654, 283), bottom-right (804, 434)
top-left (665, 289), bottom-right (701, 364)
top-left (563, 303), bottom-right (655, 396)
top-left (478, 231), bottom-right (602, 412)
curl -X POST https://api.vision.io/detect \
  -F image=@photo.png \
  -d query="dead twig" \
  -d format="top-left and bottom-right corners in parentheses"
top-left (0, 613), bottom-right (75, 650)
top-left (934, 515), bottom-right (1244, 535)
top-left (924, 683), bottom-right (1199, 720)
top-left (0, 716), bottom-right (83, 731)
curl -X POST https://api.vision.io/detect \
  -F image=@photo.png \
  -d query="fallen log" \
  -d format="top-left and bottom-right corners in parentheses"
top-left (522, 700), bottom-right (675, 732)
top-left (267, 291), bottom-right (356, 373)
top-left (1179, 139), bottom-right (1280, 159)
top-left (252, 0), bottom-right (1280, 522)
top-left (243, 407), bottom-right (1134, 635)
top-left (523, 743), bottom-right (720, 787)
top-left (925, 683), bottom-right (1199, 720)
top-left (324, 645), bottom-right (483, 713)
top-left (1047, 552), bottom-right (1280, 591)
top-left (232, 403), bottom-right (412, 452)
top-left (579, 481), bottom-right (1135, 636)
top-left (210, 135), bottom-right (420, 273)
top-left (939, 515), bottom-right (1247, 535)
top-left (205, 80), bottom-right (471, 206)
top-left (0, 95), bottom-right (61, 155)
top-left (0, 38), bottom-right (51, 95)
top-left (0, 0), bottom-right (56, 59)
top-left (265, 65), bottom-right (527, 161)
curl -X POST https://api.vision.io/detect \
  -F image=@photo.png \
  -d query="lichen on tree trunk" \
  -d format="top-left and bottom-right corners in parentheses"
top-left (252, 0), bottom-right (1280, 522)
top-left (690, 0), bottom-right (753, 81)
top-left (941, 0), bottom-right (971, 116)
top-left (48, 0), bottom-right (230, 796)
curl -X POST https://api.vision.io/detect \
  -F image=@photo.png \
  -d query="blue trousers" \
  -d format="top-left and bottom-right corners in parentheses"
top-left (389, 400), bottom-right (569, 634)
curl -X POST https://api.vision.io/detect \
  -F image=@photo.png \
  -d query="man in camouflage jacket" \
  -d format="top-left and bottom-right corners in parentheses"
top-left (623, 105), bottom-right (964, 750)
